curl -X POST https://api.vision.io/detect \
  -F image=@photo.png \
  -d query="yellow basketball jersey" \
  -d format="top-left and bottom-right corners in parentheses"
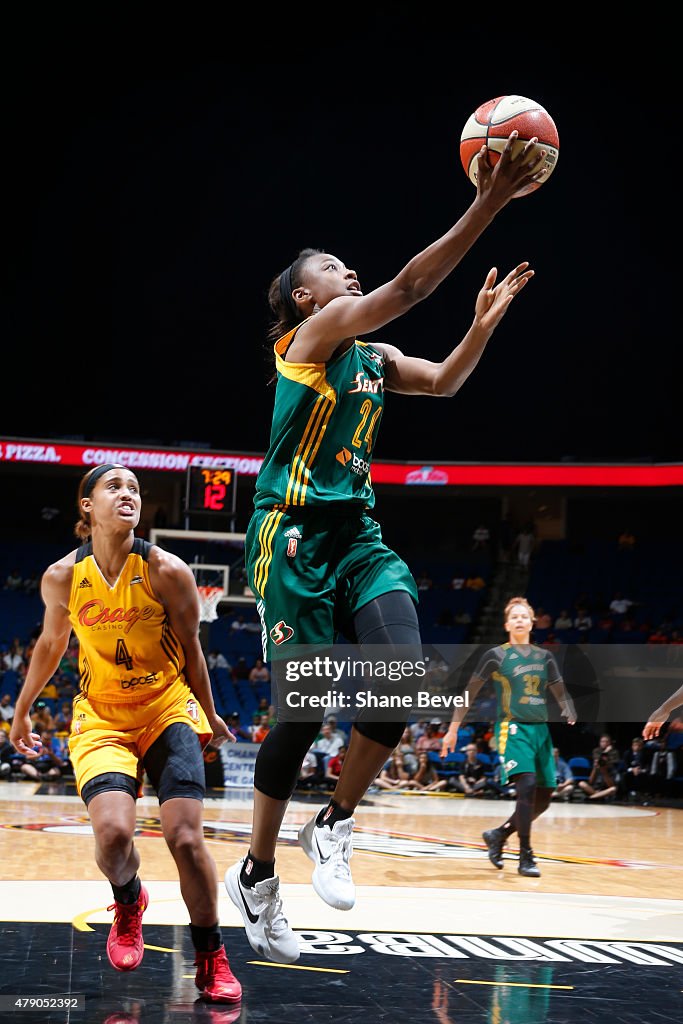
top-left (68, 539), bottom-right (185, 705)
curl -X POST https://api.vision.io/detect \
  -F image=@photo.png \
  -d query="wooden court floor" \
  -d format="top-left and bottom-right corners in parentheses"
top-left (1, 780), bottom-right (682, 1023)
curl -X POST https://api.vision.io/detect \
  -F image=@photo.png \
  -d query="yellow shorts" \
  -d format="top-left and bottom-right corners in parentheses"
top-left (68, 678), bottom-right (212, 796)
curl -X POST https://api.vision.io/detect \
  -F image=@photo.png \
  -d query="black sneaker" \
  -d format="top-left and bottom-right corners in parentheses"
top-left (518, 847), bottom-right (541, 877)
top-left (482, 828), bottom-right (505, 869)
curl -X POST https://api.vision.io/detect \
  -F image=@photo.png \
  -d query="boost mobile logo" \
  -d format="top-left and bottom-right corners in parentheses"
top-left (336, 448), bottom-right (369, 476)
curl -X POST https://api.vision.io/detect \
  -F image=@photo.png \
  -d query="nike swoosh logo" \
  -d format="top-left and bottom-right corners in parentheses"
top-left (314, 831), bottom-right (331, 865)
top-left (238, 884), bottom-right (260, 924)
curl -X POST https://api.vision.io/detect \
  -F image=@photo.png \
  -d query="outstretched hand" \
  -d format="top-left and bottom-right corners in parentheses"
top-left (476, 130), bottom-right (548, 209)
top-left (474, 263), bottom-right (534, 332)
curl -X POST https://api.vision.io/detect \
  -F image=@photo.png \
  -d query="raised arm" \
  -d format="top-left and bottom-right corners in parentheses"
top-left (376, 262), bottom-right (534, 396)
top-left (293, 135), bottom-right (546, 359)
top-left (643, 682), bottom-right (683, 739)
top-left (149, 548), bottom-right (234, 747)
top-left (10, 561), bottom-right (74, 755)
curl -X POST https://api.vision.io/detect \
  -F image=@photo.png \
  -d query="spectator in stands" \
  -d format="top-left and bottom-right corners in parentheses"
top-left (413, 751), bottom-right (447, 792)
top-left (620, 737), bottom-right (650, 801)
top-left (312, 722), bottom-right (345, 759)
top-left (609, 592), bottom-right (634, 616)
top-left (17, 728), bottom-right (65, 780)
top-left (298, 747), bottom-right (323, 790)
top-left (53, 701), bottom-right (73, 732)
top-left (472, 524), bottom-right (491, 551)
top-left (31, 700), bottom-right (55, 733)
top-left (410, 719), bottom-right (429, 743)
top-left (551, 748), bottom-right (575, 801)
top-left (22, 572), bottom-right (40, 596)
top-left (465, 575), bottom-right (486, 591)
top-left (513, 524), bottom-right (535, 570)
top-left (227, 712), bottom-right (252, 742)
top-left (648, 737), bottom-right (677, 793)
top-left (324, 745), bottom-right (347, 786)
top-left (251, 713), bottom-right (271, 744)
top-left (375, 750), bottom-right (421, 790)
top-left (229, 614), bottom-right (248, 632)
top-left (248, 658), bottom-right (271, 685)
top-left (450, 743), bottom-right (488, 796)
top-left (534, 607), bottom-right (552, 630)
top-left (233, 658), bottom-right (250, 681)
top-left (2, 640), bottom-right (25, 673)
top-left (574, 608), bottom-right (593, 636)
top-left (397, 727), bottom-right (419, 775)
top-left (207, 650), bottom-right (231, 671)
top-left (647, 627), bottom-right (670, 645)
top-left (324, 715), bottom-right (347, 748)
top-left (450, 575), bottom-right (465, 590)
top-left (579, 736), bottom-right (619, 801)
top-left (0, 730), bottom-right (13, 778)
top-left (415, 570), bottom-right (433, 592)
top-left (416, 721), bottom-right (443, 753)
top-left (0, 693), bottom-right (15, 723)
top-left (4, 568), bottom-right (23, 591)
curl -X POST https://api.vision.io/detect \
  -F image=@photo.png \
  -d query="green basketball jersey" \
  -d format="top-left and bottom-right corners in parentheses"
top-left (254, 322), bottom-right (385, 509)
top-left (472, 642), bottom-right (562, 723)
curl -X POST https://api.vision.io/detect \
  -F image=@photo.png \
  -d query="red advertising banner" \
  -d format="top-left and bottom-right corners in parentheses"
top-left (1, 438), bottom-right (682, 487)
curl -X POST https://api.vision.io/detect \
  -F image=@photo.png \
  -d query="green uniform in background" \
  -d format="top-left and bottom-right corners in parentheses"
top-left (473, 642), bottom-right (562, 787)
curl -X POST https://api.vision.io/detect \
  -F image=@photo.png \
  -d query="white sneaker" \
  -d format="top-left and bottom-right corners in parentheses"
top-left (224, 859), bottom-right (300, 964)
top-left (298, 813), bottom-right (356, 910)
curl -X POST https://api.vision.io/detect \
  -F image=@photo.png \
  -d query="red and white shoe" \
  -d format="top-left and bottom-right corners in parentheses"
top-left (194, 945), bottom-right (242, 1003)
top-left (106, 886), bottom-right (149, 972)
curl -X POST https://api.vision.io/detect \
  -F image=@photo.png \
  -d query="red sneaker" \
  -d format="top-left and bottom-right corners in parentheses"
top-left (194, 945), bottom-right (242, 1003)
top-left (106, 885), bottom-right (149, 971)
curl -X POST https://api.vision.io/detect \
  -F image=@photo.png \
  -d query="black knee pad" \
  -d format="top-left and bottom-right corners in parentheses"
top-left (253, 721), bottom-right (322, 801)
top-left (143, 722), bottom-right (206, 805)
top-left (352, 719), bottom-right (407, 750)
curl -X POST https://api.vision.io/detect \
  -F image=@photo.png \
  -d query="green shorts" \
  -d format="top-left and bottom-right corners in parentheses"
top-left (246, 506), bottom-right (418, 661)
top-left (495, 721), bottom-right (556, 788)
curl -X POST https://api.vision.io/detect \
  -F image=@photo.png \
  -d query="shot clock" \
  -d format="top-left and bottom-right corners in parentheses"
top-left (185, 466), bottom-right (238, 522)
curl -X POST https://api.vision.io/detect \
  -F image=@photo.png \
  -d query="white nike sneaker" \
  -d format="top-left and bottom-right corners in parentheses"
top-left (298, 813), bottom-right (356, 910)
top-left (224, 859), bottom-right (300, 964)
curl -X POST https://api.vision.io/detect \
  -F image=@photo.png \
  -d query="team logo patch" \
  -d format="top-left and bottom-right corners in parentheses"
top-left (270, 620), bottom-right (294, 645)
top-left (186, 698), bottom-right (200, 722)
top-left (509, 723), bottom-right (518, 735)
top-left (505, 759), bottom-right (518, 772)
top-left (286, 538), bottom-right (298, 558)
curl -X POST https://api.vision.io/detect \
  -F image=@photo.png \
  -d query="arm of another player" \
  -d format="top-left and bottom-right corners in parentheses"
top-left (9, 562), bottom-right (73, 755)
top-left (377, 263), bottom-right (534, 396)
top-left (643, 682), bottom-right (683, 739)
top-left (548, 679), bottom-right (577, 725)
top-left (150, 548), bottom-right (235, 747)
top-left (441, 673), bottom-right (487, 757)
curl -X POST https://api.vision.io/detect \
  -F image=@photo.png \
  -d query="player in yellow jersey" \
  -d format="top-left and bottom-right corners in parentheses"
top-left (225, 132), bottom-right (549, 963)
top-left (10, 464), bottom-right (241, 1004)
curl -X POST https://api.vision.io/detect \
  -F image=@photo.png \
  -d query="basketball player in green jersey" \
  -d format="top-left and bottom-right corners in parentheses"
top-left (226, 132), bottom-right (549, 963)
top-left (442, 597), bottom-right (576, 876)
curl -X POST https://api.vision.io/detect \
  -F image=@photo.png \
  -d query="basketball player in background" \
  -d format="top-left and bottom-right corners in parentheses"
top-left (643, 682), bottom-right (683, 738)
top-left (225, 132), bottom-right (548, 964)
top-left (442, 597), bottom-right (577, 876)
top-left (9, 464), bottom-right (241, 1005)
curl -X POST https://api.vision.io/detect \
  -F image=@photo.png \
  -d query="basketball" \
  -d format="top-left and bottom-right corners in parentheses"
top-left (460, 95), bottom-right (559, 197)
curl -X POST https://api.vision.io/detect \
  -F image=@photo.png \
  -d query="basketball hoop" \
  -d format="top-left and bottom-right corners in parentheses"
top-left (197, 585), bottom-right (225, 623)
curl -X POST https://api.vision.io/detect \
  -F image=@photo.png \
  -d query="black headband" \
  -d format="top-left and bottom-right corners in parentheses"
top-left (83, 464), bottom-right (119, 498)
top-left (279, 264), bottom-right (299, 320)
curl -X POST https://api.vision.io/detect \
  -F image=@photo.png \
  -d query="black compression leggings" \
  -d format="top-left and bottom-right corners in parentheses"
top-left (253, 591), bottom-right (422, 800)
top-left (501, 773), bottom-right (553, 848)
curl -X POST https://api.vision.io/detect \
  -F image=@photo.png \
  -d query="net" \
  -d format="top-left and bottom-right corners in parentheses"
top-left (197, 585), bottom-right (225, 623)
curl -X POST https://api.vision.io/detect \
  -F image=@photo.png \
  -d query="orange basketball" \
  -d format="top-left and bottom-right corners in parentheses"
top-left (460, 95), bottom-right (559, 197)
